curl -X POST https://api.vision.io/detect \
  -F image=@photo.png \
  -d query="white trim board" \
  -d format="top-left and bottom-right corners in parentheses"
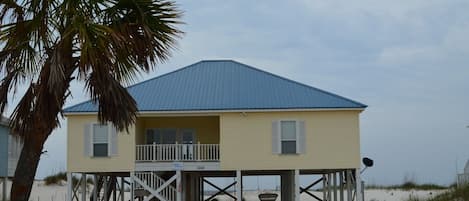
top-left (64, 108), bottom-right (365, 116)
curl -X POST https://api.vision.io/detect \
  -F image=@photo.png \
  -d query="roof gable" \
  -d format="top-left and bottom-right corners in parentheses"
top-left (64, 60), bottom-right (366, 113)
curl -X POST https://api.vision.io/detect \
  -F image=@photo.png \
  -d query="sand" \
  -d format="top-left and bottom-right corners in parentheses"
top-left (0, 180), bottom-right (446, 201)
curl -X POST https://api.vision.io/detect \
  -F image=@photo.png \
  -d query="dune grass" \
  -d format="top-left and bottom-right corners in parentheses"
top-left (426, 185), bottom-right (469, 201)
top-left (402, 185), bottom-right (469, 201)
top-left (366, 181), bottom-right (448, 191)
top-left (43, 172), bottom-right (93, 186)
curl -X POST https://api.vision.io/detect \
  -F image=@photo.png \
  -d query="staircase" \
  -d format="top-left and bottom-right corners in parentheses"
top-left (133, 172), bottom-right (177, 201)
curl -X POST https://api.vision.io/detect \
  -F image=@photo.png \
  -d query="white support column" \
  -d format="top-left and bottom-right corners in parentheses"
top-left (235, 170), bottom-right (242, 200)
top-left (81, 173), bottom-right (87, 201)
top-left (93, 175), bottom-right (98, 201)
top-left (130, 172), bottom-right (135, 201)
top-left (2, 177), bottom-right (7, 201)
top-left (176, 170), bottom-right (182, 201)
top-left (67, 172), bottom-right (73, 201)
top-left (355, 169), bottom-right (363, 201)
top-left (121, 177), bottom-right (125, 201)
top-left (294, 170), bottom-right (300, 201)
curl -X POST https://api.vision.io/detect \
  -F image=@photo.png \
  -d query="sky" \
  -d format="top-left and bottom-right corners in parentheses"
top-left (4, 0), bottom-right (469, 186)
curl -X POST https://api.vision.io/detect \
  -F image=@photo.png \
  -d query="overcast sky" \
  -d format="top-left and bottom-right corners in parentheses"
top-left (6, 0), bottom-right (469, 186)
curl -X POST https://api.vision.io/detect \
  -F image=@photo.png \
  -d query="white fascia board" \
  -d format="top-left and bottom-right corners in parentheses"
top-left (63, 107), bottom-right (365, 116)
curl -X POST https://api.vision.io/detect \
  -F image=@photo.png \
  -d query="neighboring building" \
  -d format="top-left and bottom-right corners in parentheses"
top-left (458, 160), bottom-right (469, 187)
top-left (64, 60), bottom-right (367, 201)
top-left (0, 117), bottom-right (21, 201)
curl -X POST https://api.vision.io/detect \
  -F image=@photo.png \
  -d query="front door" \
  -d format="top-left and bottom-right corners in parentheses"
top-left (180, 129), bottom-right (195, 160)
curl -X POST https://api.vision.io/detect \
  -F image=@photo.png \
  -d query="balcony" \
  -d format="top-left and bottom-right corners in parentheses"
top-left (136, 143), bottom-right (220, 162)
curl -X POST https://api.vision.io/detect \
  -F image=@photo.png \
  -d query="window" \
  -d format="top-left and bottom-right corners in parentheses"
top-left (92, 124), bottom-right (109, 157)
top-left (83, 123), bottom-right (117, 157)
top-left (272, 120), bottom-right (305, 155)
top-left (280, 121), bottom-right (297, 154)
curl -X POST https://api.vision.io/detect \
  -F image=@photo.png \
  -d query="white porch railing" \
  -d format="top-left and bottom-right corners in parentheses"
top-left (136, 143), bottom-right (219, 162)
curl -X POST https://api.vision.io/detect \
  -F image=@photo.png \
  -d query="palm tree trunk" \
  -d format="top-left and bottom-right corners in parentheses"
top-left (9, 37), bottom-right (75, 201)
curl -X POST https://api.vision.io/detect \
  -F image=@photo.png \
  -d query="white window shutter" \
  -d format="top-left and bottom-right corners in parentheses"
top-left (297, 121), bottom-right (306, 154)
top-left (83, 124), bottom-right (92, 157)
top-left (272, 121), bottom-right (280, 154)
top-left (110, 125), bottom-right (118, 156)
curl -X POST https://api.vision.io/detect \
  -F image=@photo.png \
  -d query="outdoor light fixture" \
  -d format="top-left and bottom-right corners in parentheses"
top-left (361, 157), bottom-right (374, 174)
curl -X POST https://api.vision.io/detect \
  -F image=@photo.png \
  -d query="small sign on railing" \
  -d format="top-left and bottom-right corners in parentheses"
top-left (173, 162), bottom-right (184, 170)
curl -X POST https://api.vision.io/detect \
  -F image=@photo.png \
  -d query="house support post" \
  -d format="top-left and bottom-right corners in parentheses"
top-left (93, 175), bottom-right (98, 201)
top-left (333, 172), bottom-right (338, 201)
top-left (330, 173), bottom-right (334, 201)
top-left (104, 176), bottom-right (108, 201)
top-left (323, 174), bottom-right (327, 201)
top-left (346, 170), bottom-right (352, 201)
top-left (67, 172), bottom-right (73, 201)
top-left (130, 172), bottom-right (135, 201)
top-left (113, 178), bottom-right (117, 201)
top-left (294, 169), bottom-right (300, 201)
top-left (81, 173), bottom-right (87, 201)
top-left (176, 170), bottom-right (182, 201)
top-left (2, 177), bottom-right (7, 201)
top-left (120, 177), bottom-right (125, 201)
top-left (199, 175), bottom-right (204, 201)
top-left (339, 171), bottom-right (344, 201)
top-left (236, 170), bottom-right (242, 200)
top-left (355, 169), bottom-right (363, 201)
top-left (281, 170), bottom-right (295, 201)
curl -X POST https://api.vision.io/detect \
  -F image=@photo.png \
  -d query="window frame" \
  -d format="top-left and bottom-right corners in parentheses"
top-left (278, 119), bottom-right (300, 154)
top-left (91, 123), bottom-right (111, 157)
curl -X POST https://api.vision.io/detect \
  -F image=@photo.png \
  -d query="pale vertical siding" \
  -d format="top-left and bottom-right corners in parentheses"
top-left (110, 126), bottom-right (118, 156)
top-left (297, 120), bottom-right (306, 154)
top-left (83, 124), bottom-right (92, 157)
top-left (272, 121), bottom-right (280, 154)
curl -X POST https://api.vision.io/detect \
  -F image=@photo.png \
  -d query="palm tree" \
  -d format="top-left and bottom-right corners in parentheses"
top-left (0, 0), bottom-right (182, 200)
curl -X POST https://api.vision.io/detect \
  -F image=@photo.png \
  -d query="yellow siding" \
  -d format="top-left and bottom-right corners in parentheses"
top-left (219, 111), bottom-right (361, 170)
top-left (67, 115), bottom-right (135, 172)
top-left (138, 116), bottom-right (219, 144)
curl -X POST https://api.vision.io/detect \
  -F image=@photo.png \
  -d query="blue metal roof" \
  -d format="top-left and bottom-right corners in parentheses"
top-left (64, 60), bottom-right (366, 113)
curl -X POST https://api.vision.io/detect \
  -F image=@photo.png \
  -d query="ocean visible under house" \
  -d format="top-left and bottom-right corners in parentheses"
top-left (64, 60), bottom-right (367, 201)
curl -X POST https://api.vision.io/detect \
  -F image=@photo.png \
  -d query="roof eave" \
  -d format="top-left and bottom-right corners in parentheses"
top-left (63, 107), bottom-right (366, 116)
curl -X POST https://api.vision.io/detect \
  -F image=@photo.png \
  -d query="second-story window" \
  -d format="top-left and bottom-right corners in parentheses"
top-left (280, 121), bottom-right (297, 154)
top-left (92, 124), bottom-right (109, 157)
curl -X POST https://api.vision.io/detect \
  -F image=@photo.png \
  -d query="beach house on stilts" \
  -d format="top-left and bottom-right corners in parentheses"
top-left (0, 117), bottom-right (21, 201)
top-left (64, 60), bottom-right (367, 201)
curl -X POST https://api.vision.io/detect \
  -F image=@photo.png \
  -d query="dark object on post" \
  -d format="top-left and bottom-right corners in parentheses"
top-left (363, 157), bottom-right (374, 167)
top-left (360, 157), bottom-right (374, 174)
top-left (259, 193), bottom-right (278, 201)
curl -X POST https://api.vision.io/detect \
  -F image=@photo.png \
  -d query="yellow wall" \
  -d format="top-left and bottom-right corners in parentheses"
top-left (67, 115), bottom-right (135, 172)
top-left (137, 116), bottom-right (219, 145)
top-left (67, 111), bottom-right (362, 172)
top-left (219, 111), bottom-right (361, 170)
